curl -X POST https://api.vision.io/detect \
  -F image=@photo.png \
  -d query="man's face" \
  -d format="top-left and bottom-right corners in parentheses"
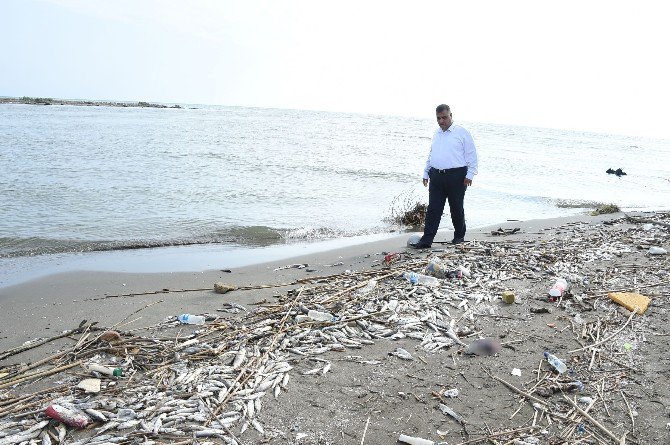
top-left (436, 110), bottom-right (453, 131)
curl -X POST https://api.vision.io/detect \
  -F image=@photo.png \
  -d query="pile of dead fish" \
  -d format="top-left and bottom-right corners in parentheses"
top-left (0, 212), bottom-right (668, 444)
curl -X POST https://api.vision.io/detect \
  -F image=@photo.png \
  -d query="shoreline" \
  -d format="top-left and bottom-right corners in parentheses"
top-left (0, 211), bottom-right (628, 350)
top-left (0, 212), bottom-right (610, 291)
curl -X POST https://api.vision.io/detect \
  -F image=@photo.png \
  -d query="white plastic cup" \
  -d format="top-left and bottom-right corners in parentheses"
top-left (549, 278), bottom-right (568, 297)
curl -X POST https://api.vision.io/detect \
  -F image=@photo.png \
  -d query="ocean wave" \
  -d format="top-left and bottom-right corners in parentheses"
top-left (0, 224), bottom-right (390, 259)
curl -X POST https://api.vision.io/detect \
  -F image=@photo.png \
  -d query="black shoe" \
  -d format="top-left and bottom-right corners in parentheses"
top-left (451, 237), bottom-right (465, 245)
top-left (409, 242), bottom-right (432, 249)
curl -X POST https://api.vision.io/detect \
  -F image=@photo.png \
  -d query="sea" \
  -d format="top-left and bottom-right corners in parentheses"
top-left (1, 103), bottom-right (669, 287)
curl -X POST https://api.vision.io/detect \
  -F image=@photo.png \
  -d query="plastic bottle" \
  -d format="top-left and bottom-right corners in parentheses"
top-left (403, 272), bottom-right (439, 287)
top-left (649, 246), bottom-right (667, 255)
top-left (425, 258), bottom-right (448, 278)
top-left (87, 363), bottom-right (123, 377)
top-left (306, 309), bottom-right (335, 322)
top-left (357, 279), bottom-right (378, 295)
top-left (544, 351), bottom-right (567, 374)
top-left (548, 278), bottom-right (568, 297)
top-left (177, 314), bottom-right (205, 325)
top-left (445, 270), bottom-right (463, 279)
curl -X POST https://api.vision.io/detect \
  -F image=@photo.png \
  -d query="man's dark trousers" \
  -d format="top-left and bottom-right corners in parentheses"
top-left (420, 167), bottom-right (467, 245)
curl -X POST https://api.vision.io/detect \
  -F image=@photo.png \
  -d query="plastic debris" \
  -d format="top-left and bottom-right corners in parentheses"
top-left (86, 363), bottom-right (123, 377)
top-left (45, 404), bottom-right (91, 428)
top-left (306, 309), bottom-right (335, 322)
top-left (406, 234), bottom-right (422, 247)
top-left (648, 246), bottom-right (667, 255)
top-left (548, 278), bottom-right (568, 297)
top-left (357, 279), bottom-right (378, 295)
top-left (403, 271), bottom-right (439, 286)
top-left (608, 292), bottom-right (651, 314)
top-left (76, 378), bottom-right (101, 393)
top-left (544, 351), bottom-right (567, 374)
top-left (383, 252), bottom-right (401, 266)
top-left (442, 388), bottom-right (459, 398)
top-left (398, 434), bottom-right (435, 445)
top-left (177, 314), bottom-right (206, 324)
top-left (502, 290), bottom-right (515, 304)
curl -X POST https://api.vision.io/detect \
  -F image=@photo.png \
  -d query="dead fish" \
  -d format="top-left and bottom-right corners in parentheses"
top-left (246, 399), bottom-right (255, 418)
top-left (117, 419), bottom-right (141, 429)
top-left (0, 420), bottom-right (49, 445)
top-left (232, 349), bottom-right (247, 369)
top-left (56, 423), bottom-right (67, 443)
top-left (194, 429), bottom-right (226, 438)
top-left (40, 430), bottom-right (52, 445)
top-left (84, 408), bottom-right (108, 422)
top-left (251, 418), bottom-right (265, 434)
top-left (438, 403), bottom-right (465, 424)
top-left (389, 348), bottom-right (413, 360)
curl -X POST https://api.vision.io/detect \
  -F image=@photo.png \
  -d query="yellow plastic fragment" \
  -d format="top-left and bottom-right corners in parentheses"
top-left (501, 290), bottom-right (515, 304)
top-left (608, 292), bottom-right (650, 314)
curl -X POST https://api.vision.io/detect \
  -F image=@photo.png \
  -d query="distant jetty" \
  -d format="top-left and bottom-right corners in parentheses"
top-left (0, 96), bottom-right (182, 109)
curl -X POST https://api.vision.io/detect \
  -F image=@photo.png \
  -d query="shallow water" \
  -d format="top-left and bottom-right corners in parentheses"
top-left (1, 103), bottom-right (668, 285)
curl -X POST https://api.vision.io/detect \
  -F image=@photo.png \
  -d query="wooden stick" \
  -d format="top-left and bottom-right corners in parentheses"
top-left (0, 360), bottom-right (83, 390)
top-left (318, 271), bottom-right (397, 304)
top-left (620, 390), bottom-right (635, 433)
top-left (360, 415), bottom-right (371, 444)
top-left (0, 327), bottom-right (84, 361)
top-left (562, 395), bottom-right (623, 443)
top-left (453, 425), bottom-right (540, 445)
top-left (0, 351), bottom-right (67, 383)
top-left (569, 309), bottom-right (638, 354)
top-left (484, 369), bottom-right (547, 406)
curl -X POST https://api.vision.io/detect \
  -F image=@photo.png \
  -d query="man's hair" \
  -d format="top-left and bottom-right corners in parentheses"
top-left (436, 104), bottom-right (450, 113)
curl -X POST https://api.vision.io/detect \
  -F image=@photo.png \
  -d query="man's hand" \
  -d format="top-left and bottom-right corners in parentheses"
top-left (423, 178), bottom-right (429, 187)
top-left (464, 178), bottom-right (472, 187)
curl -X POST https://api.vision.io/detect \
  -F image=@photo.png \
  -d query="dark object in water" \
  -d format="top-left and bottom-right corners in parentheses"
top-left (606, 168), bottom-right (627, 177)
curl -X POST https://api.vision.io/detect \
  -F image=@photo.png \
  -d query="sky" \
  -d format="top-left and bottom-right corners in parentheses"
top-left (1, 0), bottom-right (669, 138)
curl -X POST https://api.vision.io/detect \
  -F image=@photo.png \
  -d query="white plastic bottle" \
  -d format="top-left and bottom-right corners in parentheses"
top-left (177, 314), bottom-right (205, 325)
top-left (87, 363), bottom-right (123, 377)
top-left (544, 351), bottom-right (567, 374)
top-left (548, 278), bottom-right (568, 297)
top-left (403, 272), bottom-right (439, 287)
top-left (306, 309), bottom-right (334, 322)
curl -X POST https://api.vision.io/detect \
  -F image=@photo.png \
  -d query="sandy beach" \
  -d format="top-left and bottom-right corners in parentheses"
top-left (1, 212), bottom-right (669, 444)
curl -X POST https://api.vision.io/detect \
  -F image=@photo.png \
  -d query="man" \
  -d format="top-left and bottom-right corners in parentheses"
top-left (411, 104), bottom-right (478, 248)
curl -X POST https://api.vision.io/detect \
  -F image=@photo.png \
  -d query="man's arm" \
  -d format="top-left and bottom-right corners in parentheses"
top-left (463, 129), bottom-right (478, 186)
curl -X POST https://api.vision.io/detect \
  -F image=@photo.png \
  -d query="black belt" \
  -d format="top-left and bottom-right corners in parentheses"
top-left (430, 166), bottom-right (466, 174)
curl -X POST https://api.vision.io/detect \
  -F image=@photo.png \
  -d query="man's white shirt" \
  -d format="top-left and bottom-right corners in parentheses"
top-left (423, 124), bottom-right (478, 180)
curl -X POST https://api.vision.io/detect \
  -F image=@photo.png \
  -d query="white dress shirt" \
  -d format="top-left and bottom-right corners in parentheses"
top-left (423, 123), bottom-right (478, 180)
